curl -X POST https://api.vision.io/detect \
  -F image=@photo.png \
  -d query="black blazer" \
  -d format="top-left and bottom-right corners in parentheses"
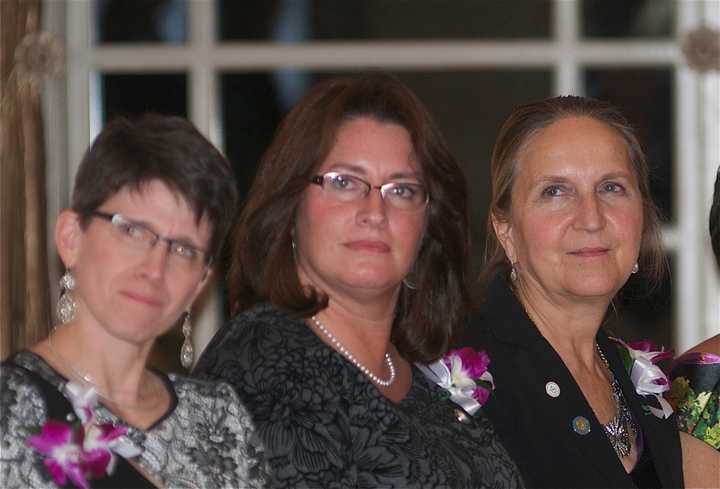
top-left (459, 276), bottom-right (683, 489)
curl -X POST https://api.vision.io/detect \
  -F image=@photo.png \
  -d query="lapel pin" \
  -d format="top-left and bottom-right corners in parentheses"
top-left (572, 416), bottom-right (591, 435)
top-left (545, 381), bottom-right (560, 398)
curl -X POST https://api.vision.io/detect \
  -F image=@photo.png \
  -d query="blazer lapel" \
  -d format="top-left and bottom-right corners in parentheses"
top-left (482, 280), bottom-right (638, 488)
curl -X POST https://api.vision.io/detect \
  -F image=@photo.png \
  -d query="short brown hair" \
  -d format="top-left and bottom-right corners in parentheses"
top-left (229, 73), bottom-right (470, 363)
top-left (72, 114), bottom-right (238, 261)
top-left (482, 95), bottom-right (666, 291)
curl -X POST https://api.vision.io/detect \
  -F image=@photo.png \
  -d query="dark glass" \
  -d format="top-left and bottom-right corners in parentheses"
top-left (584, 67), bottom-right (674, 222)
top-left (608, 254), bottom-right (675, 351)
top-left (96, 0), bottom-right (188, 44)
top-left (217, 0), bottom-right (552, 41)
top-left (220, 70), bottom-right (553, 275)
top-left (101, 73), bottom-right (187, 123)
top-left (582, 0), bottom-right (675, 38)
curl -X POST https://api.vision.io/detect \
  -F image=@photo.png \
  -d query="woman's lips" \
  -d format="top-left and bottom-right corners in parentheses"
top-left (568, 247), bottom-right (609, 258)
top-left (121, 291), bottom-right (162, 306)
top-left (344, 240), bottom-right (391, 253)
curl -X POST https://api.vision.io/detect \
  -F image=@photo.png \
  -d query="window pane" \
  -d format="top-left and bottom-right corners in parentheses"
top-left (96, 0), bottom-right (188, 44)
top-left (220, 70), bottom-right (553, 274)
top-left (218, 1), bottom-right (552, 41)
top-left (582, 0), bottom-right (675, 38)
top-left (101, 73), bottom-right (187, 123)
top-left (584, 67), bottom-right (674, 222)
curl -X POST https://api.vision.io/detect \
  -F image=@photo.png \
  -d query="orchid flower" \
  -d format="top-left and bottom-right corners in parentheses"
top-left (612, 338), bottom-right (674, 419)
top-left (418, 347), bottom-right (495, 416)
top-left (27, 421), bottom-right (89, 489)
top-left (26, 382), bottom-right (142, 488)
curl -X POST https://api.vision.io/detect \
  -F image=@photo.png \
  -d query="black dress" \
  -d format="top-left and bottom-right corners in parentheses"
top-left (457, 275), bottom-right (684, 489)
top-left (194, 302), bottom-right (525, 488)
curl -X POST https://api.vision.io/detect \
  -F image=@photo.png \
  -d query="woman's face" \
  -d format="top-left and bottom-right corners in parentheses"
top-left (56, 180), bottom-right (212, 347)
top-left (495, 116), bottom-right (644, 302)
top-left (294, 116), bottom-right (427, 301)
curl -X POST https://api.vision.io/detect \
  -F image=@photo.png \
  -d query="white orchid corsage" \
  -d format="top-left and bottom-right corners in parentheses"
top-left (611, 338), bottom-right (674, 419)
top-left (417, 347), bottom-right (495, 416)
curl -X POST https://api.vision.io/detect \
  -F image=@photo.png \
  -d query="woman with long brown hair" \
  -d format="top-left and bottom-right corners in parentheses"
top-left (194, 74), bottom-right (524, 488)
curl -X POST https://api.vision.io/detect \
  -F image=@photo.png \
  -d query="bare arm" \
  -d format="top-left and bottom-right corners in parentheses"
top-left (680, 431), bottom-right (720, 489)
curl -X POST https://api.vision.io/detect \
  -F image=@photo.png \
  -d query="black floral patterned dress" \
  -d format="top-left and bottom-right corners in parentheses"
top-left (193, 303), bottom-right (524, 489)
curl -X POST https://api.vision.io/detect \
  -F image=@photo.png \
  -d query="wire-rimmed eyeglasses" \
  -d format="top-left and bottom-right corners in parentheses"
top-left (310, 172), bottom-right (429, 211)
top-left (91, 211), bottom-right (212, 272)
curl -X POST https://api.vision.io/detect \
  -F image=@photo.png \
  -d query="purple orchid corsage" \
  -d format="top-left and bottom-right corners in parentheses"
top-left (612, 338), bottom-right (674, 419)
top-left (26, 382), bottom-right (141, 489)
top-left (417, 347), bottom-right (495, 416)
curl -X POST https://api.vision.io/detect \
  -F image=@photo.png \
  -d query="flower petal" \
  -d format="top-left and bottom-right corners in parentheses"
top-left (27, 421), bottom-right (73, 454)
top-left (83, 447), bottom-right (113, 477)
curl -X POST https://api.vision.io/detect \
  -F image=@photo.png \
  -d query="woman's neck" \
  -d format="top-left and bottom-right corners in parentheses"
top-left (515, 279), bottom-right (610, 369)
top-left (33, 321), bottom-right (157, 409)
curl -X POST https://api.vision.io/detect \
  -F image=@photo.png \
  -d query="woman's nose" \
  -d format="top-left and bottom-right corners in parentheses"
top-left (138, 242), bottom-right (171, 280)
top-left (573, 194), bottom-right (605, 232)
top-left (356, 188), bottom-right (388, 227)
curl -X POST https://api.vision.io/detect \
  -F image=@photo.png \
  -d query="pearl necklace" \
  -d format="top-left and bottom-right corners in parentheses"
top-left (310, 315), bottom-right (396, 387)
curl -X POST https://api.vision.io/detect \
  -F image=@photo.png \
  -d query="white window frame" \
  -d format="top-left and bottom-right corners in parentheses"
top-left (46, 0), bottom-right (720, 353)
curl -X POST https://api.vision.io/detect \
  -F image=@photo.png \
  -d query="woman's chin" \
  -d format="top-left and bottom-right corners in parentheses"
top-left (562, 280), bottom-right (620, 302)
top-left (336, 274), bottom-right (402, 296)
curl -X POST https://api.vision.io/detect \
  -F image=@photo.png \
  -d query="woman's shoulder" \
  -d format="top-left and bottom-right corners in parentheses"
top-left (1, 358), bottom-right (47, 412)
top-left (685, 334), bottom-right (720, 357)
top-left (1, 352), bottom-right (55, 415)
top-left (194, 303), bottom-right (323, 380)
top-left (0, 356), bottom-right (56, 489)
top-left (670, 334), bottom-right (720, 450)
top-left (204, 303), bottom-right (311, 353)
top-left (169, 373), bottom-right (247, 409)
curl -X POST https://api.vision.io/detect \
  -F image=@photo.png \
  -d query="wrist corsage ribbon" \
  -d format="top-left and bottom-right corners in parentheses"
top-left (26, 382), bottom-right (141, 489)
top-left (417, 347), bottom-right (495, 416)
top-left (612, 338), bottom-right (674, 419)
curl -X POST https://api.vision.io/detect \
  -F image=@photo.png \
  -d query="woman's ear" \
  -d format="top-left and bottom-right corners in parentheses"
top-left (55, 210), bottom-right (83, 269)
top-left (491, 211), bottom-right (517, 264)
top-left (191, 267), bottom-right (213, 304)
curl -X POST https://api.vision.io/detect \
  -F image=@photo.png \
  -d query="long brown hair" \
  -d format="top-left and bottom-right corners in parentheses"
top-left (228, 73), bottom-right (470, 362)
top-left (482, 95), bottom-right (666, 291)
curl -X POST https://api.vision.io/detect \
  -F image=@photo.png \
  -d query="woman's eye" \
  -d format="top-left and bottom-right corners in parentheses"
top-left (120, 223), bottom-right (145, 239)
top-left (391, 184), bottom-right (416, 199)
top-left (601, 182), bottom-right (625, 193)
top-left (330, 175), bottom-right (357, 190)
top-left (541, 185), bottom-right (565, 197)
top-left (172, 243), bottom-right (197, 259)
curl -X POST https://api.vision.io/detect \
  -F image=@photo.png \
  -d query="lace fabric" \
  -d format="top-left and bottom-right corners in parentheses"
top-left (0, 351), bottom-right (269, 489)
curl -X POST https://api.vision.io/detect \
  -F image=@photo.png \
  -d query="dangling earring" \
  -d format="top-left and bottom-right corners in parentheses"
top-left (510, 263), bottom-right (518, 281)
top-left (56, 271), bottom-right (77, 324)
top-left (402, 277), bottom-right (417, 290)
top-left (631, 262), bottom-right (639, 274)
top-left (180, 311), bottom-right (194, 369)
